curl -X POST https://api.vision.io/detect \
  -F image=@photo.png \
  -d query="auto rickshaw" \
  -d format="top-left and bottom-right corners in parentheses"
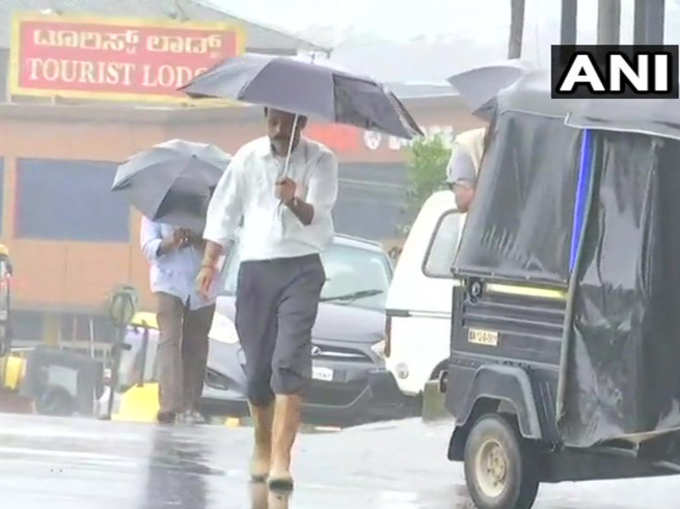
top-left (442, 70), bottom-right (680, 508)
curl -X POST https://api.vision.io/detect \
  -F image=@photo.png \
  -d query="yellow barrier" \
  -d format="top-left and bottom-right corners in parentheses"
top-left (113, 383), bottom-right (160, 423)
top-left (112, 380), bottom-right (246, 427)
top-left (130, 311), bottom-right (158, 330)
top-left (1, 355), bottom-right (26, 391)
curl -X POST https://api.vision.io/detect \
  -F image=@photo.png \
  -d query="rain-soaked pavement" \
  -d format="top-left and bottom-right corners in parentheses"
top-left (1, 413), bottom-right (679, 509)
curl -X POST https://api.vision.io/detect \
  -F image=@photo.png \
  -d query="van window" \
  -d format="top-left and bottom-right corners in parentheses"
top-left (423, 211), bottom-right (461, 278)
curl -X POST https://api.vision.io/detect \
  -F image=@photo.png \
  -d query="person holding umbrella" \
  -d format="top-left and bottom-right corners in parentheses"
top-left (445, 60), bottom-right (530, 212)
top-left (113, 139), bottom-right (231, 425)
top-left (197, 107), bottom-right (337, 490)
top-left (141, 220), bottom-right (216, 425)
top-left (182, 52), bottom-right (423, 491)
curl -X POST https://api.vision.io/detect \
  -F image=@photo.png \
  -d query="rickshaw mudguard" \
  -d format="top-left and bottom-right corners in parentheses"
top-left (451, 364), bottom-right (543, 440)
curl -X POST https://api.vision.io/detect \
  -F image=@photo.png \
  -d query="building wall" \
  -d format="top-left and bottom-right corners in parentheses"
top-left (0, 114), bottom-right (163, 316)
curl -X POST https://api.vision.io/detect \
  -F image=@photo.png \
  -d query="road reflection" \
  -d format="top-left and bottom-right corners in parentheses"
top-left (140, 429), bottom-right (215, 509)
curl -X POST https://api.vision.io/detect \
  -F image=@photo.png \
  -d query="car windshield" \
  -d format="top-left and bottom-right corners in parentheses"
top-left (222, 241), bottom-right (392, 311)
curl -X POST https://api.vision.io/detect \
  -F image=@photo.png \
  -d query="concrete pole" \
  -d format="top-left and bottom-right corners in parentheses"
top-left (634, 0), bottom-right (665, 44)
top-left (561, 0), bottom-right (578, 45)
top-left (508, 0), bottom-right (526, 59)
top-left (598, 0), bottom-right (621, 45)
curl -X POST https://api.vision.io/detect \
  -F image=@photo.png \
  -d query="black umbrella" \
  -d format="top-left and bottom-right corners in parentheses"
top-left (112, 139), bottom-right (231, 231)
top-left (179, 53), bottom-right (423, 140)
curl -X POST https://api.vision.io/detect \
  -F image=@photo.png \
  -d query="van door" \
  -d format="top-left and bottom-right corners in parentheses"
top-left (386, 194), bottom-right (463, 397)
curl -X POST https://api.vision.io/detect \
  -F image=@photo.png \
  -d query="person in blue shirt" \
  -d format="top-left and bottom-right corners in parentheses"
top-left (140, 218), bottom-right (218, 425)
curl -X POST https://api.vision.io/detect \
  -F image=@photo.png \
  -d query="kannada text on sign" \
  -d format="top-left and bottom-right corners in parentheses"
top-left (10, 14), bottom-right (246, 102)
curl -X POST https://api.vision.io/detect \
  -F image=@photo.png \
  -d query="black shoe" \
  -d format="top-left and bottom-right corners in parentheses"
top-left (157, 411), bottom-right (176, 424)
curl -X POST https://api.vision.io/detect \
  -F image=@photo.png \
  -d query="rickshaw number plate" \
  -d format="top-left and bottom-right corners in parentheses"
top-left (468, 328), bottom-right (499, 347)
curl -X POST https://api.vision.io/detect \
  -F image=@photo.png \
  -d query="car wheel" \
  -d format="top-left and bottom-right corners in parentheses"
top-left (464, 413), bottom-right (539, 509)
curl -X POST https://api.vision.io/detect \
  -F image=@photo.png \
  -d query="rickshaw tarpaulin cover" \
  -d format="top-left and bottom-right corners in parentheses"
top-left (455, 70), bottom-right (680, 447)
top-left (562, 132), bottom-right (680, 447)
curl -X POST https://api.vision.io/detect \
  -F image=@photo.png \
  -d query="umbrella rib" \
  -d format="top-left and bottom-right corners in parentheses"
top-left (330, 73), bottom-right (338, 124)
top-left (237, 59), bottom-right (273, 104)
top-left (181, 54), bottom-right (422, 139)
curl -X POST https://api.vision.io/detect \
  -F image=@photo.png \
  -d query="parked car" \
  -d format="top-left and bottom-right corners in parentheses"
top-left (200, 234), bottom-right (410, 426)
top-left (384, 190), bottom-right (464, 404)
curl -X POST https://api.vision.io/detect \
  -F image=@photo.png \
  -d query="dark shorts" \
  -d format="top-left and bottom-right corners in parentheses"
top-left (235, 254), bottom-right (325, 406)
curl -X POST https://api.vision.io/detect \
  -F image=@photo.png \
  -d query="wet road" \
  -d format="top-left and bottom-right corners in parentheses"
top-left (0, 413), bottom-right (679, 509)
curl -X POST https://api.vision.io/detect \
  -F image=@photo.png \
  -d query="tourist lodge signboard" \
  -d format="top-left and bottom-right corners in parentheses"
top-left (9, 12), bottom-right (245, 103)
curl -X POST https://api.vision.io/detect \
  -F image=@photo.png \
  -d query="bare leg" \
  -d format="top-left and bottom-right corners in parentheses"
top-left (249, 401), bottom-right (274, 482)
top-left (268, 394), bottom-right (302, 490)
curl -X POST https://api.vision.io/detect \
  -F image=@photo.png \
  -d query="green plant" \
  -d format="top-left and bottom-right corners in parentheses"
top-left (402, 134), bottom-right (451, 227)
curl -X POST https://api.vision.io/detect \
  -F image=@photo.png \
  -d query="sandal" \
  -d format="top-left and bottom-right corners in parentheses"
top-left (267, 476), bottom-right (294, 492)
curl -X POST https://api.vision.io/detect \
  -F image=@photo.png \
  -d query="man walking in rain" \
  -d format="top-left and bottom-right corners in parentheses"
top-left (197, 107), bottom-right (338, 491)
top-left (141, 220), bottom-right (217, 425)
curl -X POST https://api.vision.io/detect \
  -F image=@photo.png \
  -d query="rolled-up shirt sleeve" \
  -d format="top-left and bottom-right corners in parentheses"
top-left (203, 155), bottom-right (244, 246)
top-left (140, 216), bottom-right (163, 263)
top-left (307, 150), bottom-right (338, 225)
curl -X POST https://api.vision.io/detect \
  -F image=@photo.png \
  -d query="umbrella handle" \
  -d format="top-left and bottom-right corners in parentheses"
top-left (281, 114), bottom-right (299, 180)
top-left (274, 114), bottom-right (300, 240)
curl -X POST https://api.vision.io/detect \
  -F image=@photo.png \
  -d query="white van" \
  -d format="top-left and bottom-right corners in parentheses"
top-left (384, 190), bottom-right (464, 399)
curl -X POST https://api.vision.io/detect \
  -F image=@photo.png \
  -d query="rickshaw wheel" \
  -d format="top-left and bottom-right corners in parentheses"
top-left (464, 413), bottom-right (539, 509)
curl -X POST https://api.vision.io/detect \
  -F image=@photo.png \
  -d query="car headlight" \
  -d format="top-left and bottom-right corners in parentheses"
top-left (371, 339), bottom-right (386, 358)
top-left (209, 311), bottom-right (239, 344)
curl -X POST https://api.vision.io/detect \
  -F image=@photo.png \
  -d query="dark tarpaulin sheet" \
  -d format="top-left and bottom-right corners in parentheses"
top-left (454, 111), bottom-right (581, 283)
top-left (561, 132), bottom-right (680, 447)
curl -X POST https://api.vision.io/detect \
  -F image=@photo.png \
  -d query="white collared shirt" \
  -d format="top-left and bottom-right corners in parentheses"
top-left (203, 136), bottom-right (338, 262)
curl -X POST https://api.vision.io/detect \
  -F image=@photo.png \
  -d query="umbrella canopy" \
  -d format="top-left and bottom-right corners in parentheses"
top-left (447, 59), bottom-right (534, 117)
top-left (112, 139), bottom-right (231, 232)
top-left (112, 139), bottom-right (229, 190)
top-left (179, 53), bottom-right (423, 140)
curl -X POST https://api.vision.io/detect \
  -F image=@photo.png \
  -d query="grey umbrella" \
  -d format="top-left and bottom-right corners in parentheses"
top-left (179, 53), bottom-right (423, 140)
top-left (112, 139), bottom-right (231, 232)
top-left (447, 59), bottom-right (534, 118)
